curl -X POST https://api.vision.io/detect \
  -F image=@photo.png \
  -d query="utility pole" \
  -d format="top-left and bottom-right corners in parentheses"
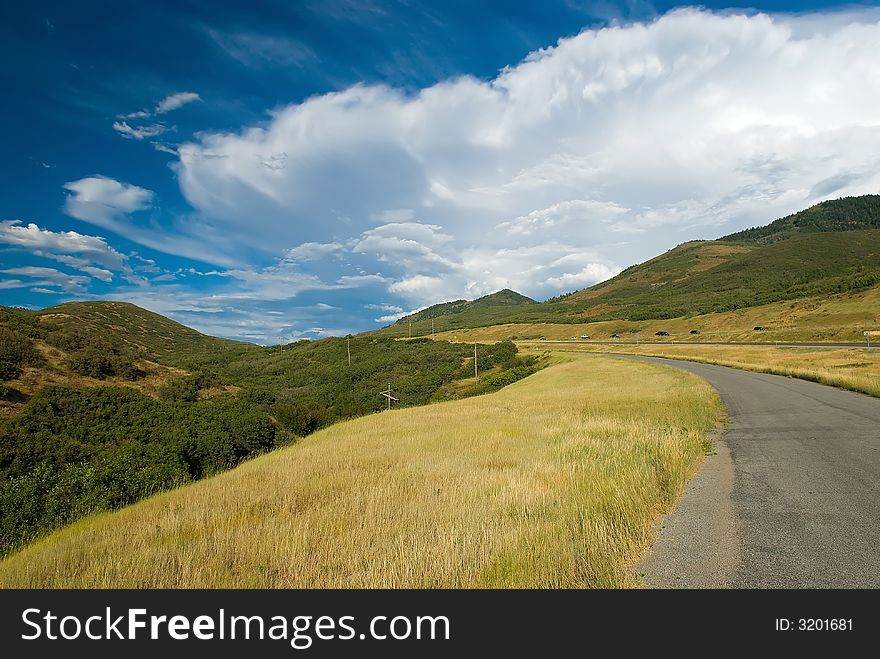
top-left (380, 383), bottom-right (398, 411)
top-left (409, 319), bottom-right (412, 338)
top-left (347, 337), bottom-right (351, 366)
top-left (431, 318), bottom-right (435, 339)
top-left (474, 342), bottom-right (478, 378)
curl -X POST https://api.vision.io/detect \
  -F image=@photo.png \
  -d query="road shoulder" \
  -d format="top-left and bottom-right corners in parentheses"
top-left (634, 426), bottom-right (740, 588)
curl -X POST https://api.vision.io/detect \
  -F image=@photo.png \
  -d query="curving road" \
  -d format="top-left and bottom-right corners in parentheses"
top-left (623, 355), bottom-right (880, 588)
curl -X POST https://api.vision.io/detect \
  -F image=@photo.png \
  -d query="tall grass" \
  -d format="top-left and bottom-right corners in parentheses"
top-left (537, 344), bottom-right (880, 398)
top-left (0, 356), bottom-right (720, 588)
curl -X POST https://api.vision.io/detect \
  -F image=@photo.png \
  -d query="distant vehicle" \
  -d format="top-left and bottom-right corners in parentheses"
top-left (579, 334), bottom-right (591, 339)
top-left (610, 333), bottom-right (621, 338)
top-left (753, 326), bottom-right (768, 331)
top-left (655, 331), bottom-right (670, 336)
top-left (539, 336), bottom-right (546, 341)
top-left (690, 329), bottom-right (701, 335)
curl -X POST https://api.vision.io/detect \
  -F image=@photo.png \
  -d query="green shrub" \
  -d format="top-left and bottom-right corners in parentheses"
top-left (68, 341), bottom-right (143, 380)
top-left (159, 377), bottom-right (200, 402)
top-left (0, 360), bottom-right (21, 381)
top-left (0, 328), bottom-right (42, 375)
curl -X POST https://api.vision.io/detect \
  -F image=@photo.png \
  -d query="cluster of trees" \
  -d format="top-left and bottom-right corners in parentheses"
top-left (158, 372), bottom-right (217, 402)
top-left (48, 326), bottom-right (146, 380)
top-left (0, 385), bottom-right (279, 555)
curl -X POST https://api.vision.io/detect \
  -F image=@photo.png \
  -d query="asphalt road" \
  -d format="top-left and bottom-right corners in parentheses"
top-left (624, 355), bottom-right (880, 588)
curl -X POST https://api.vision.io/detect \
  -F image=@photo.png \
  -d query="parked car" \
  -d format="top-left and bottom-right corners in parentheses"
top-left (579, 334), bottom-right (591, 339)
top-left (655, 331), bottom-right (670, 336)
top-left (753, 326), bottom-right (768, 331)
top-left (610, 333), bottom-right (621, 338)
top-left (690, 329), bottom-right (701, 335)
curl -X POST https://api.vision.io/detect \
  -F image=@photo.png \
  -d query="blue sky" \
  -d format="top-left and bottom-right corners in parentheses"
top-left (2, 1), bottom-right (880, 342)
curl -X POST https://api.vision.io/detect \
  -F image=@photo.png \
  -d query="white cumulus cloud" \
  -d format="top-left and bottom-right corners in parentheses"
top-left (0, 219), bottom-right (128, 271)
top-left (168, 8), bottom-right (880, 309)
top-left (63, 176), bottom-right (154, 226)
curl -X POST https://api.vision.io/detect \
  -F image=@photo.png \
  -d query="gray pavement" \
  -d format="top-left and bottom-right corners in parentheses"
top-left (625, 355), bottom-right (880, 588)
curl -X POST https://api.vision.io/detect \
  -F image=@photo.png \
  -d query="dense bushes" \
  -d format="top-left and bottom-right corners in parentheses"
top-left (0, 361), bottom-right (20, 382)
top-left (159, 372), bottom-right (220, 402)
top-left (0, 386), bottom-right (278, 555)
top-left (455, 362), bottom-right (539, 398)
top-left (0, 327), bottom-right (43, 382)
top-left (175, 336), bottom-right (534, 435)
top-left (68, 340), bottom-right (144, 380)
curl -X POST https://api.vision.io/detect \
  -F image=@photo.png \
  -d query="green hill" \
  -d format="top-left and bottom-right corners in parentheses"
top-left (379, 196), bottom-right (880, 336)
top-left (21, 301), bottom-right (242, 358)
top-left (399, 289), bottom-right (536, 325)
top-left (721, 195), bottom-right (880, 243)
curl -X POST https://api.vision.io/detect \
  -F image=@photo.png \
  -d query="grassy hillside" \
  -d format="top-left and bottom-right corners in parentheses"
top-left (0, 355), bottom-right (721, 588)
top-left (0, 303), bottom-right (206, 415)
top-left (379, 196), bottom-right (880, 336)
top-left (569, 230), bottom-right (880, 321)
top-left (1, 302), bottom-right (541, 556)
top-left (435, 284), bottom-right (880, 345)
top-left (18, 301), bottom-right (243, 358)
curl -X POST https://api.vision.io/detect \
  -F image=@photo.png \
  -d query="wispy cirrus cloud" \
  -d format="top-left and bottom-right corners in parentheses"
top-left (112, 121), bottom-right (167, 140)
top-left (0, 266), bottom-right (91, 293)
top-left (112, 92), bottom-right (200, 145)
top-left (155, 91), bottom-right (201, 114)
top-left (207, 29), bottom-right (316, 68)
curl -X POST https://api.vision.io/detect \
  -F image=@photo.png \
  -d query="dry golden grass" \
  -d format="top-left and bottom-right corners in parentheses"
top-left (435, 286), bottom-right (880, 344)
top-left (0, 355), bottom-right (720, 588)
top-left (526, 343), bottom-right (880, 398)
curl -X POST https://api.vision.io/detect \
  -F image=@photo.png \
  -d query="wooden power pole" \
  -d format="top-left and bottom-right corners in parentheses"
top-left (474, 342), bottom-right (478, 378)
top-left (380, 383), bottom-right (398, 411)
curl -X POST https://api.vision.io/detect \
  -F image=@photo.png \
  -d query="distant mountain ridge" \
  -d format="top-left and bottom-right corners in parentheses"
top-left (397, 289), bottom-right (536, 324)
